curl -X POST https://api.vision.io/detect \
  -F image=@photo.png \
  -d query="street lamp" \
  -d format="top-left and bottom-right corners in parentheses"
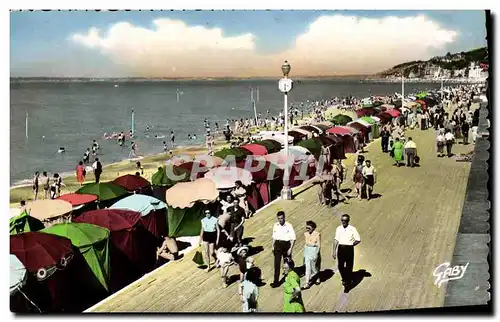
top-left (278, 60), bottom-right (293, 200)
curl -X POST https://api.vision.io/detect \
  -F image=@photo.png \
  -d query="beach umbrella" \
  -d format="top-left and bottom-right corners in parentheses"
top-left (214, 147), bottom-right (253, 162)
top-left (361, 116), bottom-right (376, 124)
top-left (204, 166), bottom-right (253, 190)
top-left (111, 194), bottom-right (168, 240)
top-left (297, 139), bottom-right (322, 159)
top-left (25, 200), bottom-right (73, 224)
top-left (326, 126), bottom-right (352, 136)
top-left (176, 161), bottom-right (207, 179)
top-left (165, 178), bottom-right (219, 238)
top-left (57, 193), bottom-right (97, 207)
top-left (312, 123), bottom-right (332, 132)
top-left (42, 223), bottom-right (110, 292)
top-left (261, 134), bottom-right (294, 146)
top-left (331, 114), bottom-right (353, 126)
top-left (151, 164), bottom-right (191, 187)
top-left (240, 143), bottom-right (268, 156)
top-left (287, 131), bottom-right (307, 144)
top-left (10, 232), bottom-right (74, 278)
top-left (10, 254), bottom-right (27, 296)
top-left (290, 127), bottom-right (313, 139)
top-left (193, 155), bottom-right (225, 169)
top-left (75, 182), bottom-right (128, 202)
top-left (112, 174), bottom-right (151, 192)
top-left (386, 109), bottom-right (401, 117)
top-left (74, 209), bottom-right (157, 290)
top-left (298, 125), bottom-right (320, 136)
top-left (258, 139), bottom-right (282, 153)
top-left (10, 211), bottom-right (45, 235)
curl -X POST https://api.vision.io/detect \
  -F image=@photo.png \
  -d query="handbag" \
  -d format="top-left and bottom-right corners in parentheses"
top-left (192, 247), bottom-right (205, 266)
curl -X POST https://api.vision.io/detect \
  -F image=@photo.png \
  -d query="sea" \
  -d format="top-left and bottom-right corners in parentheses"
top-left (10, 79), bottom-right (444, 185)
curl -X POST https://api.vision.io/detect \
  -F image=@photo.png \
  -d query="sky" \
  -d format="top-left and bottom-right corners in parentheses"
top-left (10, 10), bottom-right (487, 77)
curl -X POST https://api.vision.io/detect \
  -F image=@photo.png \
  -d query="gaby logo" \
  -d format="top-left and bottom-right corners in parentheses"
top-left (433, 262), bottom-right (469, 288)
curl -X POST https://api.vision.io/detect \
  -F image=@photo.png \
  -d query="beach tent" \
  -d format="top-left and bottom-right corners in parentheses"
top-left (312, 123), bottom-right (332, 133)
top-left (327, 126), bottom-right (352, 136)
top-left (150, 165), bottom-right (191, 202)
top-left (235, 159), bottom-right (283, 209)
top-left (261, 134), bottom-right (294, 146)
top-left (194, 155), bottom-right (226, 169)
top-left (326, 132), bottom-right (356, 154)
top-left (10, 254), bottom-right (27, 296)
top-left (74, 209), bottom-right (157, 292)
top-left (10, 211), bottom-right (45, 235)
top-left (297, 139), bottom-right (322, 160)
top-left (314, 136), bottom-right (346, 160)
top-left (355, 108), bottom-right (377, 118)
top-left (290, 127), bottom-right (313, 139)
top-left (347, 120), bottom-right (371, 143)
top-left (76, 182), bottom-right (129, 203)
top-left (361, 116), bottom-right (380, 138)
top-left (10, 232), bottom-right (86, 312)
top-left (112, 174), bottom-right (151, 192)
top-left (259, 139), bottom-right (282, 153)
top-left (204, 166), bottom-right (253, 189)
top-left (241, 143), bottom-right (268, 156)
top-left (330, 114), bottom-right (353, 126)
top-left (165, 178), bottom-right (219, 238)
top-left (298, 125), bottom-right (321, 136)
top-left (111, 194), bottom-right (168, 241)
top-left (258, 152), bottom-right (309, 188)
top-left (42, 223), bottom-right (110, 292)
top-left (176, 161), bottom-right (208, 180)
top-left (214, 147), bottom-right (253, 162)
top-left (287, 131), bottom-right (307, 144)
top-left (25, 199), bottom-right (73, 227)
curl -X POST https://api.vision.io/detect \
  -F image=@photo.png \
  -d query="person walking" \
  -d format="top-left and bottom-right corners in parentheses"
top-left (352, 158), bottom-right (364, 200)
top-left (76, 161), bottom-right (86, 186)
top-left (199, 209), bottom-right (219, 272)
top-left (271, 211), bottom-right (296, 288)
top-left (238, 266), bottom-right (260, 313)
top-left (391, 137), bottom-right (404, 167)
top-left (32, 171), bottom-right (40, 201)
top-left (41, 171), bottom-right (50, 199)
top-left (303, 221), bottom-right (321, 289)
top-left (92, 158), bottom-right (103, 183)
top-left (404, 137), bottom-right (417, 167)
top-left (461, 120), bottom-right (470, 145)
top-left (436, 130), bottom-right (446, 157)
top-left (227, 199), bottom-right (246, 247)
top-left (282, 258), bottom-right (305, 313)
top-left (444, 129), bottom-right (455, 158)
top-left (362, 160), bottom-right (376, 200)
top-left (380, 128), bottom-right (390, 153)
top-left (333, 214), bottom-right (361, 287)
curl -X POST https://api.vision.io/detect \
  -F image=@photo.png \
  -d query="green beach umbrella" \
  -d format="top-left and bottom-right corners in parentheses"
top-left (361, 116), bottom-right (375, 124)
top-left (151, 165), bottom-right (191, 187)
top-left (331, 114), bottom-right (353, 126)
top-left (9, 211), bottom-right (45, 235)
top-left (259, 140), bottom-right (281, 153)
top-left (76, 182), bottom-right (128, 201)
top-left (297, 139), bottom-right (322, 160)
top-left (214, 147), bottom-right (252, 161)
top-left (42, 222), bottom-right (110, 291)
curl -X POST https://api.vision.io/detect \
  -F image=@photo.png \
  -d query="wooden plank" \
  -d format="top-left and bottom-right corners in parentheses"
top-left (90, 116), bottom-right (474, 313)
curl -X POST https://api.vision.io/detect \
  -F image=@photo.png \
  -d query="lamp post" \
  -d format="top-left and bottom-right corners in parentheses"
top-left (278, 60), bottom-right (293, 200)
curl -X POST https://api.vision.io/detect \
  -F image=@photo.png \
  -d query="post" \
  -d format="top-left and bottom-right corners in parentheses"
top-left (401, 75), bottom-right (405, 108)
top-left (251, 87), bottom-right (254, 102)
top-left (256, 87), bottom-right (260, 102)
top-left (441, 78), bottom-right (444, 101)
top-left (252, 99), bottom-right (258, 129)
top-left (131, 109), bottom-right (135, 135)
top-left (177, 88), bottom-right (180, 102)
top-left (25, 113), bottom-right (28, 138)
top-left (282, 90), bottom-right (291, 200)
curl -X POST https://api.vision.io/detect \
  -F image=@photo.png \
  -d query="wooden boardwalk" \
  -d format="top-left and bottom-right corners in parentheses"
top-left (90, 127), bottom-right (474, 313)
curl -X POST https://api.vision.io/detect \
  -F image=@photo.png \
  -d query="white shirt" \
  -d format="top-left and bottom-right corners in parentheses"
top-left (445, 133), bottom-right (455, 141)
top-left (92, 161), bottom-right (98, 170)
top-left (362, 165), bottom-right (375, 176)
top-left (272, 222), bottom-right (296, 241)
top-left (335, 224), bottom-right (361, 245)
top-left (404, 141), bottom-right (417, 149)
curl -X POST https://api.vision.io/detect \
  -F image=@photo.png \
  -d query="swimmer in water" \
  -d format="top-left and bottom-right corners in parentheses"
top-left (192, 134), bottom-right (197, 140)
top-left (58, 147), bottom-right (66, 153)
top-left (188, 134), bottom-right (192, 140)
top-left (146, 126), bottom-right (150, 131)
top-left (163, 141), bottom-right (168, 152)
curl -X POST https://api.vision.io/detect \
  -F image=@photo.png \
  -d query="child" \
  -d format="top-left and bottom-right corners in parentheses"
top-left (216, 247), bottom-right (234, 288)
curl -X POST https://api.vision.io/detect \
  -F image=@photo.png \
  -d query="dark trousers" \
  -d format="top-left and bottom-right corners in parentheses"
top-left (230, 224), bottom-right (244, 244)
top-left (406, 148), bottom-right (416, 167)
top-left (337, 245), bottom-right (354, 284)
top-left (273, 240), bottom-right (291, 284)
top-left (381, 137), bottom-right (389, 152)
top-left (462, 132), bottom-right (469, 145)
top-left (95, 171), bottom-right (102, 183)
top-left (446, 141), bottom-right (453, 157)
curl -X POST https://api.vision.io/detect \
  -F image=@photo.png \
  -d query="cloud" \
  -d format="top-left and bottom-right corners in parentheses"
top-left (71, 14), bottom-right (459, 77)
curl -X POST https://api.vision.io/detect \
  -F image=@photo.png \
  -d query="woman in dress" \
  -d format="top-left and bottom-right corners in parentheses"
top-left (282, 259), bottom-right (305, 313)
top-left (303, 221), bottom-right (321, 289)
top-left (391, 137), bottom-right (404, 167)
top-left (199, 209), bottom-right (219, 272)
top-left (76, 161), bottom-right (86, 186)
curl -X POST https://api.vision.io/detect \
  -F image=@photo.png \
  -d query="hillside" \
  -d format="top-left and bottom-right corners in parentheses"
top-left (373, 47), bottom-right (488, 78)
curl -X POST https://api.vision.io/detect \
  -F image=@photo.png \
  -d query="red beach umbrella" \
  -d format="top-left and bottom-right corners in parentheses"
top-left (112, 174), bottom-right (151, 192)
top-left (57, 193), bottom-right (97, 207)
top-left (240, 143), bottom-right (268, 156)
top-left (327, 127), bottom-right (352, 136)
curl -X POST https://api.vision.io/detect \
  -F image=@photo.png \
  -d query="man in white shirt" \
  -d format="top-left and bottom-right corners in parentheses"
top-left (271, 211), bottom-right (296, 288)
top-left (333, 214), bottom-right (360, 286)
top-left (444, 130), bottom-right (455, 157)
top-left (404, 137), bottom-right (417, 167)
top-left (361, 160), bottom-right (376, 200)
